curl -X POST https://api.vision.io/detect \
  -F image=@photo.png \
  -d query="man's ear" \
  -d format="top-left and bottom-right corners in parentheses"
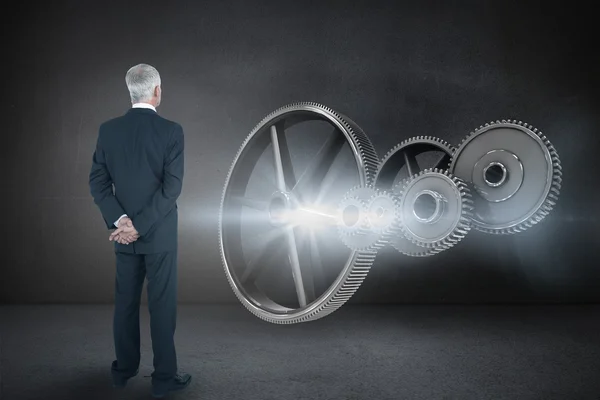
top-left (155, 85), bottom-right (161, 97)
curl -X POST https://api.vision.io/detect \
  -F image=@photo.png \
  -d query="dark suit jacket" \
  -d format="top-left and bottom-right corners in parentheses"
top-left (89, 107), bottom-right (185, 254)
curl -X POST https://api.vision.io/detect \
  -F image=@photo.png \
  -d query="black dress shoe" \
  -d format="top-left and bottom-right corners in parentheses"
top-left (151, 373), bottom-right (192, 398)
top-left (112, 367), bottom-right (139, 388)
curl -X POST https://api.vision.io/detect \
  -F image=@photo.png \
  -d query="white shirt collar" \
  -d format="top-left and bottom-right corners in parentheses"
top-left (132, 103), bottom-right (156, 112)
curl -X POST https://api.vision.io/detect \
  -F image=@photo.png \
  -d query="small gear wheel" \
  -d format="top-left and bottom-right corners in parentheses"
top-left (365, 189), bottom-right (402, 246)
top-left (397, 168), bottom-right (474, 253)
top-left (337, 196), bottom-right (370, 237)
top-left (336, 185), bottom-right (382, 251)
top-left (449, 120), bottom-right (562, 234)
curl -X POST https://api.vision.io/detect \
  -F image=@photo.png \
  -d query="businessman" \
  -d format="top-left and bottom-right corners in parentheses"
top-left (89, 63), bottom-right (191, 398)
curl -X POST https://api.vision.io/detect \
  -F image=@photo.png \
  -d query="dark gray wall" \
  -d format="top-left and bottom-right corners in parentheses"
top-left (2, 0), bottom-right (599, 304)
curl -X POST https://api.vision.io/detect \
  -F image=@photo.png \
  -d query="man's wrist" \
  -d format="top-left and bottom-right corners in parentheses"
top-left (114, 214), bottom-right (128, 227)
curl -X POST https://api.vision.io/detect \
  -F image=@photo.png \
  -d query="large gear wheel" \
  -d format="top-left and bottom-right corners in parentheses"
top-left (219, 102), bottom-right (379, 324)
top-left (397, 168), bottom-right (473, 253)
top-left (374, 136), bottom-right (455, 191)
top-left (449, 120), bottom-right (562, 234)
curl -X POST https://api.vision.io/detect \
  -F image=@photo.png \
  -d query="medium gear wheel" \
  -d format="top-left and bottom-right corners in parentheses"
top-left (449, 120), bottom-right (562, 234)
top-left (336, 185), bottom-right (383, 251)
top-left (219, 102), bottom-right (379, 324)
top-left (397, 168), bottom-right (473, 253)
top-left (386, 177), bottom-right (439, 258)
top-left (374, 136), bottom-right (455, 191)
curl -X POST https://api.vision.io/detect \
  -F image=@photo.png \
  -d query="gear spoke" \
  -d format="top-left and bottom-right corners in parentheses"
top-left (277, 121), bottom-right (297, 189)
top-left (292, 129), bottom-right (346, 202)
top-left (293, 227), bottom-right (318, 304)
top-left (285, 226), bottom-right (307, 307)
top-left (433, 152), bottom-right (452, 170)
top-left (403, 149), bottom-right (420, 176)
top-left (270, 125), bottom-right (294, 192)
top-left (241, 229), bottom-right (286, 283)
top-left (308, 229), bottom-right (327, 297)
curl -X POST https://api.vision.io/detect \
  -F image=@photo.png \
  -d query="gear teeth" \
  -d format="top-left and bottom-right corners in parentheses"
top-left (283, 250), bottom-right (378, 324)
top-left (391, 175), bottom-right (411, 195)
top-left (381, 135), bottom-right (456, 163)
top-left (337, 113), bottom-right (380, 186)
top-left (219, 102), bottom-right (379, 324)
top-left (450, 119), bottom-right (561, 235)
top-left (375, 136), bottom-right (456, 186)
top-left (340, 184), bottom-right (375, 201)
top-left (248, 103), bottom-right (380, 187)
top-left (390, 237), bottom-right (440, 257)
top-left (349, 241), bottom-right (386, 252)
top-left (396, 168), bottom-right (473, 254)
top-left (399, 248), bottom-right (439, 257)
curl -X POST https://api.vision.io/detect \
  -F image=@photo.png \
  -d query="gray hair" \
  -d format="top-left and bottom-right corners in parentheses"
top-left (125, 63), bottom-right (161, 103)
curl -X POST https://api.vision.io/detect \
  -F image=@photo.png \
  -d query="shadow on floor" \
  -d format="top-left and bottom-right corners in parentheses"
top-left (20, 367), bottom-right (166, 400)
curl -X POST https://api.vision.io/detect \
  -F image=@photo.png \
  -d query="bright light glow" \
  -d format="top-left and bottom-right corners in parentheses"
top-left (282, 204), bottom-right (340, 230)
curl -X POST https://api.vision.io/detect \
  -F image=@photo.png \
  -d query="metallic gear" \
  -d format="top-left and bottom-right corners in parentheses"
top-left (374, 136), bottom-right (455, 191)
top-left (337, 195), bottom-right (370, 236)
top-left (397, 168), bottom-right (473, 253)
top-left (385, 177), bottom-right (438, 258)
top-left (365, 189), bottom-right (402, 243)
top-left (336, 185), bottom-right (384, 251)
top-left (219, 102), bottom-right (379, 324)
top-left (449, 120), bottom-right (562, 234)
top-left (375, 137), bottom-right (458, 257)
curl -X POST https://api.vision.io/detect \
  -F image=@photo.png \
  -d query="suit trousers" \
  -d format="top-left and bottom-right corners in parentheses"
top-left (111, 250), bottom-right (178, 387)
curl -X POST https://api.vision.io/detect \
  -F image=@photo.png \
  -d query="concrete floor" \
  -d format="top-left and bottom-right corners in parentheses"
top-left (1, 304), bottom-right (599, 400)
